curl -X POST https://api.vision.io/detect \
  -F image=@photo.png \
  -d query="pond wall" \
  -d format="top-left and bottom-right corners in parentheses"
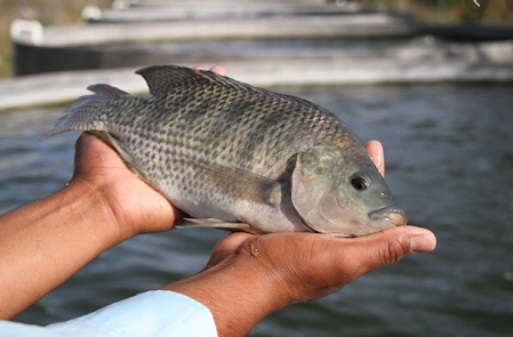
top-left (11, 9), bottom-right (417, 76)
top-left (3, 0), bottom-right (513, 111)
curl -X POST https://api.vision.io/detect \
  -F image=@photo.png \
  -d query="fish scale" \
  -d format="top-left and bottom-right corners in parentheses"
top-left (47, 64), bottom-right (407, 236)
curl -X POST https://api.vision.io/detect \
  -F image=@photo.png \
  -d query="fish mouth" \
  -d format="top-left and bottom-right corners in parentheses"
top-left (368, 206), bottom-right (408, 227)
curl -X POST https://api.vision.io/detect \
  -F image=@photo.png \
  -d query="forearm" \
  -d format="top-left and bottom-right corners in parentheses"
top-left (0, 181), bottom-right (122, 319)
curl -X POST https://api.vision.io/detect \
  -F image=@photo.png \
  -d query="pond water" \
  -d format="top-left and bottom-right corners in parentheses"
top-left (1, 84), bottom-right (512, 337)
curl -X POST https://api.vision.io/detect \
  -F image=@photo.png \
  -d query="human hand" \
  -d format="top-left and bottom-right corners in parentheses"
top-left (165, 226), bottom-right (435, 337)
top-left (211, 226), bottom-right (436, 299)
top-left (365, 139), bottom-right (385, 177)
top-left (194, 65), bottom-right (227, 75)
top-left (70, 133), bottom-right (179, 240)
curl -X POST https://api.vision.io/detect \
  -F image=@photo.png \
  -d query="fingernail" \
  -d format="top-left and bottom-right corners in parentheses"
top-left (410, 232), bottom-right (437, 253)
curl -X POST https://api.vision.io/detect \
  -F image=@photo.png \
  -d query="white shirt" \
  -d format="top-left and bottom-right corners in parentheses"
top-left (0, 290), bottom-right (218, 337)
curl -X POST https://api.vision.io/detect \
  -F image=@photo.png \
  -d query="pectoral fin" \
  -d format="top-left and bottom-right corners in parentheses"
top-left (189, 160), bottom-right (282, 207)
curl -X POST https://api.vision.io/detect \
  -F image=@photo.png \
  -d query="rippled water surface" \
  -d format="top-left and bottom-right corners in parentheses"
top-left (1, 84), bottom-right (512, 337)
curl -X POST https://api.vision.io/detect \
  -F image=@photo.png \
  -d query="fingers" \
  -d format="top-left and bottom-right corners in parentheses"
top-left (258, 226), bottom-right (436, 302)
top-left (208, 65), bottom-right (226, 76)
top-left (73, 133), bottom-right (124, 174)
top-left (201, 226), bottom-right (436, 304)
top-left (75, 133), bottom-right (106, 155)
top-left (74, 132), bottom-right (113, 158)
top-left (365, 140), bottom-right (385, 177)
top-left (73, 133), bottom-right (104, 173)
top-left (194, 65), bottom-right (227, 76)
top-left (334, 226), bottom-right (436, 280)
top-left (291, 226), bottom-right (437, 301)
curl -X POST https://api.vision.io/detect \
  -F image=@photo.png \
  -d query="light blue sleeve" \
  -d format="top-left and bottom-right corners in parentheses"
top-left (0, 290), bottom-right (218, 337)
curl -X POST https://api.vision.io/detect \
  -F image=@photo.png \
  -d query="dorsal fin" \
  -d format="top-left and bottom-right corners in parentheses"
top-left (136, 65), bottom-right (263, 98)
top-left (135, 65), bottom-right (333, 114)
top-left (136, 65), bottom-right (207, 98)
top-left (87, 84), bottom-right (130, 97)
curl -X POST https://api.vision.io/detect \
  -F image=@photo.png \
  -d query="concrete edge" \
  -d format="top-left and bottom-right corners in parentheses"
top-left (1, 58), bottom-right (513, 112)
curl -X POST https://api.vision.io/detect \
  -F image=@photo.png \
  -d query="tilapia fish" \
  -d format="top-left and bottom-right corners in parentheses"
top-left (48, 65), bottom-right (407, 237)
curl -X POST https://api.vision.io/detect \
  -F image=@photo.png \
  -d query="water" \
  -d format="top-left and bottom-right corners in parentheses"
top-left (1, 84), bottom-right (512, 336)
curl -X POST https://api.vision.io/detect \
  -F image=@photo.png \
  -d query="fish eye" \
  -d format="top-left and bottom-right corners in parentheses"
top-left (350, 174), bottom-right (368, 191)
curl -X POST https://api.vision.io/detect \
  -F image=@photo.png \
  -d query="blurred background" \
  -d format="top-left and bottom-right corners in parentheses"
top-left (0, 0), bottom-right (513, 77)
top-left (0, 1), bottom-right (512, 337)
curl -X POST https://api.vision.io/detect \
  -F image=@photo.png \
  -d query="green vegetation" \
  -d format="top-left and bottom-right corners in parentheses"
top-left (1, 0), bottom-right (512, 78)
top-left (0, 0), bottom-right (111, 77)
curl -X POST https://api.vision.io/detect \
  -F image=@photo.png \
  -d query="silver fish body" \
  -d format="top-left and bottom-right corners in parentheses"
top-left (48, 65), bottom-right (406, 237)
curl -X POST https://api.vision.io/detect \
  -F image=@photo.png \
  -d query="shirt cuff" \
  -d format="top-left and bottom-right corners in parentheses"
top-left (47, 290), bottom-right (218, 337)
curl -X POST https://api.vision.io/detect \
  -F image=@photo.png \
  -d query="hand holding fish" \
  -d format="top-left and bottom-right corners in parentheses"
top-left (164, 223), bottom-right (436, 337)
top-left (71, 132), bottom-right (179, 239)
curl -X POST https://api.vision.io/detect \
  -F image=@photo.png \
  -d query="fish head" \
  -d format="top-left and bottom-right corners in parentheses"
top-left (291, 147), bottom-right (407, 237)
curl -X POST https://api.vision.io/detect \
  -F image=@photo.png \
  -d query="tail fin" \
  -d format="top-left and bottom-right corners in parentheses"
top-left (43, 84), bottom-right (130, 140)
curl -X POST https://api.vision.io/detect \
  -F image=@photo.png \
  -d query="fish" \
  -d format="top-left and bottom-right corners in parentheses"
top-left (46, 65), bottom-right (407, 237)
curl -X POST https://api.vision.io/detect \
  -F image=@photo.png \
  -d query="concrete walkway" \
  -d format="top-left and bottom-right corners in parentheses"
top-left (1, 38), bottom-right (513, 111)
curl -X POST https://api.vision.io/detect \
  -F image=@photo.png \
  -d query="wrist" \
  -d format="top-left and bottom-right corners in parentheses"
top-left (63, 179), bottom-right (128, 246)
top-left (163, 252), bottom-right (291, 337)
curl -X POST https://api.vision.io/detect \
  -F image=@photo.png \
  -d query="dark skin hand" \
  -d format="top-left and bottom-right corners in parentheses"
top-left (0, 132), bottom-right (179, 319)
top-left (165, 222), bottom-right (435, 337)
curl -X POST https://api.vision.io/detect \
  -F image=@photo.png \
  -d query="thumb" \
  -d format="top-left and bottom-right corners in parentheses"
top-left (206, 232), bottom-right (254, 268)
